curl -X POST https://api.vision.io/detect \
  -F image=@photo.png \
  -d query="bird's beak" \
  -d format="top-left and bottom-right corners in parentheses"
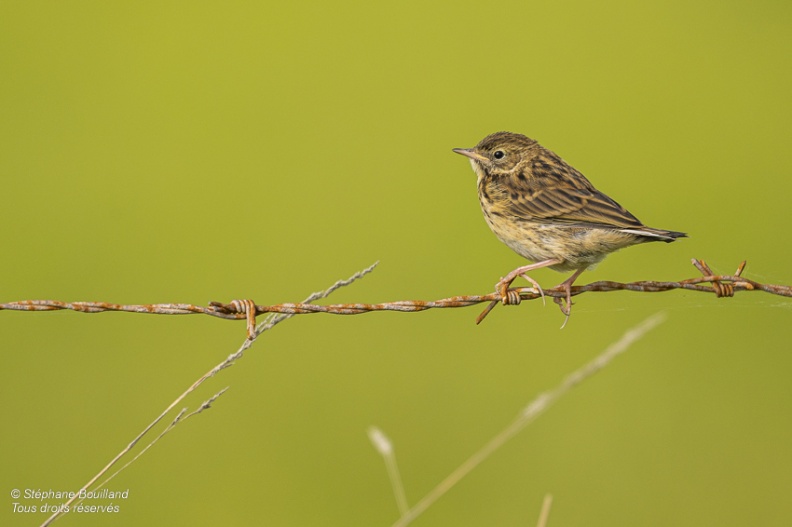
top-left (452, 148), bottom-right (487, 163)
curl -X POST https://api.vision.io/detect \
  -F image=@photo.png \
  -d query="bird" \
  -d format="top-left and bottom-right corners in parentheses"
top-left (453, 131), bottom-right (686, 323)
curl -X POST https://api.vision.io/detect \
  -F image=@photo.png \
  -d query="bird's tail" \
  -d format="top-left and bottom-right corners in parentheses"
top-left (620, 227), bottom-right (687, 243)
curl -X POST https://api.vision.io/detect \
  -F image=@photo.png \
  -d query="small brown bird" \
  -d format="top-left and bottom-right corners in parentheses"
top-left (453, 131), bottom-right (686, 322)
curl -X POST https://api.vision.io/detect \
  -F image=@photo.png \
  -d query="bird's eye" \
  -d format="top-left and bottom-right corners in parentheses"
top-left (493, 150), bottom-right (505, 159)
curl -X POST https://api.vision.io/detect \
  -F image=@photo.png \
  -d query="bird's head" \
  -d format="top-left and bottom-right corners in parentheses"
top-left (453, 131), bottom-right (538, 180)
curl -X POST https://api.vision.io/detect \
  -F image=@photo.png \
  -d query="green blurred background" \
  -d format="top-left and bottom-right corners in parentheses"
top-left (2, 1), bottom-right (791, 525)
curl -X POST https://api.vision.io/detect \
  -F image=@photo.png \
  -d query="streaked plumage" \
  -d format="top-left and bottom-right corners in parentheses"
top-left (453, 131), bottom-right (686, 320)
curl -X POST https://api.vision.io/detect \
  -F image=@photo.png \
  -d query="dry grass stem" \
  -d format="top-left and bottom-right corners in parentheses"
top-left (368, 427), bottom-right (409, 516)
top-left (536, 494), bottom-right (553, 527)
top-left (38, 264), bottom-right (377, 527)
top-left (388, 312), bottom-right (666, 527)
top-left (68, 389), bottom-right (227, 512)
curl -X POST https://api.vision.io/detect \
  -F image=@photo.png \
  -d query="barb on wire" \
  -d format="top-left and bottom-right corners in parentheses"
top-left (38, 262), bottom-right (377, 527)
top-left (3, 259), bottom-right (790, 334)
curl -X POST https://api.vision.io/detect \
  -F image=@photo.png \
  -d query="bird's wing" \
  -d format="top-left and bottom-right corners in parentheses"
top-left (507, 154), bottom-right (645, 229)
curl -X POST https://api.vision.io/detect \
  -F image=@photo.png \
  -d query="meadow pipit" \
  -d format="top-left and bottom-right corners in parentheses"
top-left (454, 131), bottom-right (686, 322)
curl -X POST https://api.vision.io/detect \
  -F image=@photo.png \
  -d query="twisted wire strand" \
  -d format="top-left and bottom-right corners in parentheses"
top-left (2, 260), bottom-right (790, 329)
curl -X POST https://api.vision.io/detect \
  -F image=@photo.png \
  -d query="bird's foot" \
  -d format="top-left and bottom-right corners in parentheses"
top-left (495, 259), bottom-right (562, 306)
top-left (553, 268), bottom-right (585, 328)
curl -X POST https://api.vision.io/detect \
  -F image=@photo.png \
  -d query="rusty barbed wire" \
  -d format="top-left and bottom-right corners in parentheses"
top-left (2, 259), bottom-right (790, 337)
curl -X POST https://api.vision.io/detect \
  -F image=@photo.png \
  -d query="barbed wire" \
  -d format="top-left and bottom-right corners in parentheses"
top-left (3, 259), bottom-right (790, 337)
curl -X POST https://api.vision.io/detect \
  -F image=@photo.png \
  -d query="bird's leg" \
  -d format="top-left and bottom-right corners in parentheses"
top-left (554, 268), bottom-right (586, 328)
top-left (497, 258), bottom-right (563, 305)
